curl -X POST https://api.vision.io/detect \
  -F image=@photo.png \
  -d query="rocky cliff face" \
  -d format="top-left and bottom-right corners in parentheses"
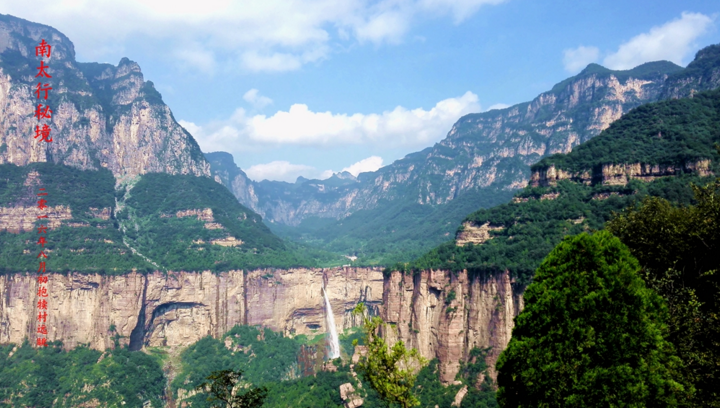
top-left (661, 44), bottom-right (720, 100)
top-left (381, 269), bottom-right (523, 384)
top-left (1, 266), bottom-right (522, 385)
top-left (530, 160), bottom-right (713, 187)
top-left (0, 14), bottom-right (209, 179)
top-left (0, 267), bottom-right (383, 350)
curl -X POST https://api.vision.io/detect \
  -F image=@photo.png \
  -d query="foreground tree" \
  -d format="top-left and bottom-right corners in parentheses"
top-left (352, 303), bottom-right (426, 408)
top-left (195, 369), bottom-right (268, 408)
top-left (608, 179), bottom-right (720, 407)
top-left (496, 231), bottom-right (686, 407)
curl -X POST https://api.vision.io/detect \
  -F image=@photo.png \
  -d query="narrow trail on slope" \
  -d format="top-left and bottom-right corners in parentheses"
top-left (114, 179), bottom-right (162, 271)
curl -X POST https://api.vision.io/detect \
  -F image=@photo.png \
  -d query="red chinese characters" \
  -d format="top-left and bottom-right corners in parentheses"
top-left (35, 39), bottom-right (52, 58)
top-left (35, 83), bottom-right (52, 100)
top-left (34, 39), bottom-right (53, 144)
top-left (35, 61), bottom-right (52, 78)
top-left (34, 104), bottom-right (53, 120)
top-left (34, 124), bottom-right (53, 143)
top-left (35, 187), bottom-right (50, 347)
top-left (33, 40), bottom-right (53, 348)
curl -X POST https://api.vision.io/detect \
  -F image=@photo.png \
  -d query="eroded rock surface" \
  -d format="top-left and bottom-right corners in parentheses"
top-left (0, 267), bottom-right (383, 350)
top-left (381, 269), bottom-right (523, 383)
top-left (0, 15), bottom-right (210, 179)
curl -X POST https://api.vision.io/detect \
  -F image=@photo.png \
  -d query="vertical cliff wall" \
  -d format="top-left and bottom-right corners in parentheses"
top-left (1, 266), bottom-right (521, 385)
top-left (0, 267), bottom-right (383, 350)
top-left (381, 269), bottom-right (523, 383)
top-left (244, 267), bottom-right (383, 337)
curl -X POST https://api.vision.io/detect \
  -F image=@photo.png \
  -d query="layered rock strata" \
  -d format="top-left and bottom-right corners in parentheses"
top-left (245, 267), bottom-right (383, 336)
top-left (455, 222), bottom-right (503, 246)
top-left (381, 269), bottom-right (523, 384)
top-left (0, 267), bottom-right (383, 350)
top-left (0, 205), bottom-right (72, 232)
top-left (0, 266), bottom-right (527, 387)
top-left (530, 159), bottom-right (713, 187)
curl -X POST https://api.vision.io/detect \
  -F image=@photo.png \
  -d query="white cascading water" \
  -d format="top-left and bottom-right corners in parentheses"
top-left (322, 286), bottom-right (341, 359)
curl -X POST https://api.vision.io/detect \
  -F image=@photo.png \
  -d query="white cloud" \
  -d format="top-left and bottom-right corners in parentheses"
top-left (419, 0), bottom-right (507, 23)
top-left (1, 0), bottom-right (507, 73)
top-left (243, 89), bottom-right (273, 109)
top-left (182, 91), bottom-right (481, 153)
top-left (240, 157), bottom-right (384, 182)
top-left (603, 12), bottom-right (714, 70)
top-left (179, 120), bottom-right (203, 137)
top-left (244, 161), bottom-right (320, 182)
top-left (342, 156), bottom-right (384, 176)
top-left (354, 10), bottom-right (411, 44)
top-left (173, 44), bottom-right (216, 74)
top-left (562, 45), bottom-right (600, 73)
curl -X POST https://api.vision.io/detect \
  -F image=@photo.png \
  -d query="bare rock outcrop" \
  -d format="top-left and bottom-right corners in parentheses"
top-left (340, 383), bottom-right (363, 408)
top-left (382, 269), bottom-right (523, 384)
top-left (0, 15), bottom-right (210, 179)
top-left (245, 267), bottom-right (383, 337)
top-left (456, 222), bottom-right (503, 246)
top-left (452, 385), bottom-right (468, 407)
top-left (0, 205), bottom-right (72, 232)
top-left (530, 159), bottom-right (713, 187)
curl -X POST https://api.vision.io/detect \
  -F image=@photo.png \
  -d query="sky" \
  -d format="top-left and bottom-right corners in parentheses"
top-left (2, 0), bottom-right (719, 182)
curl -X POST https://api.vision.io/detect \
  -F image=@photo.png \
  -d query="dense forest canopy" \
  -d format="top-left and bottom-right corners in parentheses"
top-left (496, 232), bottom-right (686, 407)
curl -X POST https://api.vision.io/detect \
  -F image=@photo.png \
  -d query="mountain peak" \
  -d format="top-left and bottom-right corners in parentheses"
top-left (117, 57), bottom-right (142, 75)
top-left (335, 171), bottom-right (357, 180)
top-left (0, 14), bottom-right (210, 178)
top-left (695, 43), bottom-right (720, 61)
top-left (578, 63), bottom-right (612, 76)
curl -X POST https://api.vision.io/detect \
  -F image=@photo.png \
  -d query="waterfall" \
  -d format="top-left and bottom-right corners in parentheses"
top-left (322, 286), bottom-right (341, 359)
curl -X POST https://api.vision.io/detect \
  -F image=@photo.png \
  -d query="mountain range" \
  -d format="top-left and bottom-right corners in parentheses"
top-left (208, 44), bottom-right (720, 263)
top-left (1, 12), bottom-right (720, 408)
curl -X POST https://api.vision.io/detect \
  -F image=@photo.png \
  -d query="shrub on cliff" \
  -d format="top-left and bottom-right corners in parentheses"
top-left (195, 369), bottom-right (268, 408)
top-left (496, 231), bottom-right (687, 407)
top-left (352, 303), bottom-right (427, 408)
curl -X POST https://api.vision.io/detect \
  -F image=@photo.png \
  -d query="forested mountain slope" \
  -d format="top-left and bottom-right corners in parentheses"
top-left (0, 163), bottom-right (338, 274)
top-left (396, 87), bottom-right (720, 283)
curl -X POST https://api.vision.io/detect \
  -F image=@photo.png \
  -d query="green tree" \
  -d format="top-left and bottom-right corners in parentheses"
top-left (607, 179), bottom-right (720, 407)
top-left (352, 303), bottom-right (427, 408)
top-left (496, 231), bottom-right (686, 407)
top-left (195, 369), bottom-right (268, 408)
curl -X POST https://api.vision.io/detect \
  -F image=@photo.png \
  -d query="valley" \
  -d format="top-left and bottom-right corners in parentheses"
top-left (0, 10), bottom-right (719, 408)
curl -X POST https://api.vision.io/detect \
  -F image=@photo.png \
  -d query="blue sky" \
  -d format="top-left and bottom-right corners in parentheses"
top-left (3, 0), bottom-right (719, 181)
